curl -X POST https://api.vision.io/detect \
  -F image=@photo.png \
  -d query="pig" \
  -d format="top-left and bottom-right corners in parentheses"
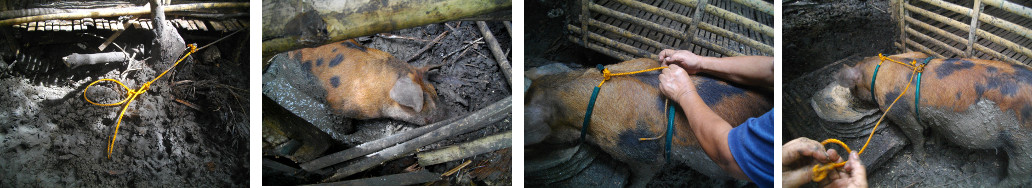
top-left (285, 39), bottom-right (446, 125)
top-left (815, 52), bottom-right (1032, 186)
top-left (525, 58), bottom-right (773, 187)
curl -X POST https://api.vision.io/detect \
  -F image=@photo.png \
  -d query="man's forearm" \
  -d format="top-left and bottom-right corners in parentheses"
top-left (677, 90), bottom-right (749, 180)
top-left (699, 56), bottom-right (774, 89)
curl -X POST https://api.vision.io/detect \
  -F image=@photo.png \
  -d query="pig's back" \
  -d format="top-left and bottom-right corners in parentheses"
top-left (287, 40), bottom-right (413, 119)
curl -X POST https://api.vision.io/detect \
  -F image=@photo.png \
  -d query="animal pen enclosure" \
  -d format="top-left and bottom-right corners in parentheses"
top-left (893, 0), bottom-right (1032, 64)
top-left (568, 0), bottom-right (774, 60)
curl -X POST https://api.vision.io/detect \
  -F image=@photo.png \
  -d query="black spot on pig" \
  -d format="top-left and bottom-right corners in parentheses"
top-left (935, 59), bottom-right (974, 79)
top-left (695, 77), bottom-right (746, 106)
top-left (986, 66), bottom-right (998, 73)
top-left (328, 54), bottom-right (344, 67)
top-left (316, 58), bottom-right (324, 66)
top-left (632, 73), bottom-right (660, 88)
top-left (955, 92), bottom-right (962, 100)
top-left (617, 121), bottom-right (661, 164)
top-left (302, 60), bottom-right (312, 71)
top-left (883, 89), bottom-right (912, 118)
top-left (332, 48), bottom-right (338, 53)
top-left (975, 84), bottom-right (987, 99)
top-left (329, 76), bottom-right (340, 88)
top-left (342, 41), bottom-right (368, 52)
top-left (1010, 64), bottom-right (1032, 85)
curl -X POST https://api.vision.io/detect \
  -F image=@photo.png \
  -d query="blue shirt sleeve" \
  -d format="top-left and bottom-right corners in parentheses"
top-left (727, 110), bottom-right (773, 188)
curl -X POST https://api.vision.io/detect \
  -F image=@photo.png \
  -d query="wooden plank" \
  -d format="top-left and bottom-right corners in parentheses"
top-left (209, 21), bottom-right (223, 32)
top-left (193, 20), bottom-right (207, 31)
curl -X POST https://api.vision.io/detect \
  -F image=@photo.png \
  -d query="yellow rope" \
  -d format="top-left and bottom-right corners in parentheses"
top-left (593, 65), bottom-right (669, 141)
top-left (811, 55), bottom-right (925, 181)
top-left (83, 44), bottom-right (197, 159)
top-left (597, 66), bottom-right (668, 87)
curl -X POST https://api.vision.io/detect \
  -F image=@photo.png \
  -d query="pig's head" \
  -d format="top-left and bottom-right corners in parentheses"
top-left (387, 63), bottom-right (447, 125)
top-left (524, 63), bottom-right (575, 146)
top-left (811, 52), bottom-right (929, 123)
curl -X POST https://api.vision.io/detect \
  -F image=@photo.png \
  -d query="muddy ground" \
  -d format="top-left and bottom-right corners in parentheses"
top-left (784, 0), bottom-right (1012, 186)
top-left (0, 24), bottom-right (250, 187)
top-left (261, 21), bottom-right (512, 185)
top-left (525, 0), bottom-right (758, 187)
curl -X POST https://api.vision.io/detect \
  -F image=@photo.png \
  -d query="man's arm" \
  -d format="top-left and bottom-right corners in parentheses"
top-left (659, 65), bottom-right (749, 180)
top-left (659, 49), bottom-right (773, 89)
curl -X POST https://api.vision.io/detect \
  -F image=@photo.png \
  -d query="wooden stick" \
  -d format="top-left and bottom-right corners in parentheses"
top-left (299, 113), bottom-right (465, 171)
top-left (417, 131), bottom-right (511, 166)
top-left (404, 30), bottom-right (450, 62)
top-left (311, 170), bottom-right (440, 186)
top-left (475, 21), bottom-right (511, 86)
top-left (321, 96), bottom-right (511, 182)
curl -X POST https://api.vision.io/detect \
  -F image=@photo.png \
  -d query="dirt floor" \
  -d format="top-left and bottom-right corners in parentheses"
top-left (0, 25), bottom-right (250, 186)
top-left (782, 0), bottom-right (897, 80)
top-left (783, 0), bottom-right (1013, 186)
top-left (524, 0), bottom-right (757, 187)
top-left (261, 21), bottom-right (512, 185)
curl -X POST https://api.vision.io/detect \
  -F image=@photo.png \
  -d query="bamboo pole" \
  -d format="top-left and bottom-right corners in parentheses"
top-left (322, 96), bottom-right (511, 182)
top-left (0, 3), bottom-right (247, 26)
top-left (568, 24), bottom-right (657, 59)
top-left (966, 0), bottom-right (983, 57)
top-left (982, 0), bottom-right (1032, 20)
top-left (586, 19), bottom-right (673, 51)
top-left (262, 0), bottom-right (510, 56)
top-left (905, 27), bottom-right (964, 56)
top-left (299, 114), bottom-right (464, 171)
top-left (568, 35), bottom-right (635, 61)
top-left (668, 0), bottom-right (774, 37)
top-left (905, 39), bottom-right (945, 58)
top-left (905, 3), bottom-right (1032, 60)
top-left (476, 21), bottom-right (512, 86)
top-left (587, 3), bottom-right (741, 56)
top-left (905, 16), bottom-right (968, 44)
top-left (918, 0), bottom-right (1032, 43)
top-left (731, 0), bottom-right (774, 15)
top-left (609, 0), bottom-right (772, 54)
top-left (417, 131), bottom-right (511, 166)
top-left (312, 170), bottom-right (441, 186)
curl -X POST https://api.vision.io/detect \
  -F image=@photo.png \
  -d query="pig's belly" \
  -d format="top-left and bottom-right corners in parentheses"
top-left (922, 99), bottom-right (1018, 149)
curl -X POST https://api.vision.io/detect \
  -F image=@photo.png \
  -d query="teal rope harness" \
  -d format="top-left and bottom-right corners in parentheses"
top-left (581, 64), bottom-right (676, 160)
top-left (869, 57), bottom-right (933, 122)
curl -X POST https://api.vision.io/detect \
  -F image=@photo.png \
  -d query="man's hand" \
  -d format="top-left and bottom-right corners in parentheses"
top-left (782, 137), bottom-right (841, 188)
top-left (659, 49), bottom-right (705, 74)
top-left (659, 64), bottom-right (696, 104)
top-left (820, 151), bottom-right (868, 188)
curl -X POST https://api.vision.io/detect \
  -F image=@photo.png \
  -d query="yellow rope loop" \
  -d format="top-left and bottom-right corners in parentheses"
top-left (83, 79), bottom-right (134, 106)
top-left (811, 139), bottom-right (851, 181)
top-left (85, 44), bottom-right (196, 159)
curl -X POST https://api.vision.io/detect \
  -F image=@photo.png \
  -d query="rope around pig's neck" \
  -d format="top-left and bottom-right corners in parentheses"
top-left (580, 64), bottom-right (676, 160)
top-left (811, 54), bottom-right (929, 181)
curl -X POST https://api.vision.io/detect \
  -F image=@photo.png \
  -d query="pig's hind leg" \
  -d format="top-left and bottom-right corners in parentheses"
top-left (1000, 130), bottom-right (1032, 187)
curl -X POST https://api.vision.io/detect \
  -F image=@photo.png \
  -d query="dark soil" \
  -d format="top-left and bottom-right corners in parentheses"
top-left (783, 0), bottom-right (1011, 186)
top-left (782, 0), bottom-right (897, 80)
top-left (0, 26), bottom-right (250, 186)
top-left (262, 21), bottom-right (513, 186)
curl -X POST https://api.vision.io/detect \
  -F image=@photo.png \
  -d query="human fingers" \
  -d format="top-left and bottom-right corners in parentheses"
top-left (783, 167), bottom-right (814, 188)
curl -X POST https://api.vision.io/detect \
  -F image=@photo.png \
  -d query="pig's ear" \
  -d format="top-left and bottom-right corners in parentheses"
top-left (836, 64), bottom-right (861, 88)
top-left (390, 77), bottom-right (424, 112)
top-left (418, 64), bottom-right (444, 75)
